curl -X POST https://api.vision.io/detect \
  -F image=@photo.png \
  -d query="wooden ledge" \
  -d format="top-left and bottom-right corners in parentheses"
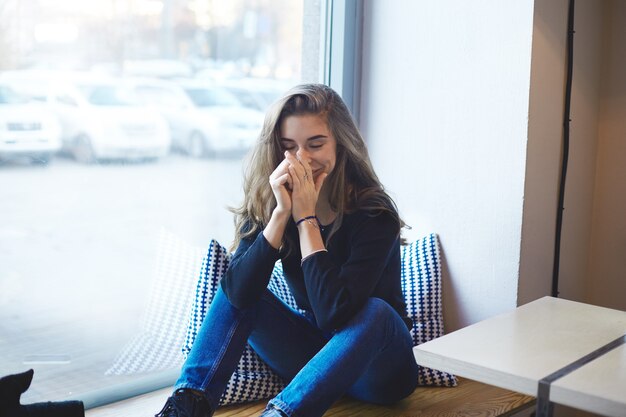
top-left (87, 378), bottom-right (535, 417)
top-left (214, 378), bottom-right (535, 417)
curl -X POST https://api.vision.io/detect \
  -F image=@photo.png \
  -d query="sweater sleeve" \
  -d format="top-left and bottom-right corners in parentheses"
top-left (301, 211), bottom-right (400, 332)
top-left (220, 230), bottom-right (281, 309)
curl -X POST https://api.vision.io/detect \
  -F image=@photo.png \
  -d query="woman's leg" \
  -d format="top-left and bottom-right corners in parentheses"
top-left (176, 285), bottom-right (329, 411)
top-left (247, 294), bottom-right (329, 382)
top-left (260, 298), bottom-right (419, 417)
top-left (175, 285), bottom-right (257, 408)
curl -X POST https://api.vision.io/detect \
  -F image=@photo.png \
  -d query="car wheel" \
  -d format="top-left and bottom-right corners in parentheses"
top-left (187, 132), bottom-right (207, 158)
top-left (73, 135), bottom-right (96, 164)
top-left (31, 154), bottom-right (51, 165)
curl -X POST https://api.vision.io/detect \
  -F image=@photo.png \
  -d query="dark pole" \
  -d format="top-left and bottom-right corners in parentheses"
top-left (551, 0), bottom-right (575, 298)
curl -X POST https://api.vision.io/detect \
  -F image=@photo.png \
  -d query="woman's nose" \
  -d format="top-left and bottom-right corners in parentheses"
top-left (296, 148), bottom-right (310, 162)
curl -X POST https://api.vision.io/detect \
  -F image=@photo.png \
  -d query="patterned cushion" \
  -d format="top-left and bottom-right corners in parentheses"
top-left (183, 241), bottom-right (292, 405)
top-left (183, 233), bottom-right (456, 405)
top-left (106, 229), bottom-right (204, 375)
top-left (401, 233), bottom-right (457, 387)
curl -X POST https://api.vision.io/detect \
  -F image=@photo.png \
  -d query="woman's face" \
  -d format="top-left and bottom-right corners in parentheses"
top-left (279, 113), bottom-right (337, 181)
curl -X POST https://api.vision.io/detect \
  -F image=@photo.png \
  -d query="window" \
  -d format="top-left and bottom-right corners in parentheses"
top-left (0, 0), bottom-right (333, 406)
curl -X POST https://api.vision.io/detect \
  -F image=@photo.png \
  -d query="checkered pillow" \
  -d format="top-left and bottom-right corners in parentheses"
top-left (182, 240), bottom-right (293, 405)
top-left (183, 233), bottom-right (456, 405)
top-left (106, 229), bottom-right (204, 375)
top-left (402, 233), bottom-right (457, 387)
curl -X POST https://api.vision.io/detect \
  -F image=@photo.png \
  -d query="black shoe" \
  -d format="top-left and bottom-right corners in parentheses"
top-left (0, 369), bottom-right (34, 409)
top-left (0, 369), bottom-right (84, 417)
top-left (155, 389), bottom-right (212, 417)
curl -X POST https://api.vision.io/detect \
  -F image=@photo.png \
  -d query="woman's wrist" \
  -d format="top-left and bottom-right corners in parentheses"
top-left (272, 207), bottom-right (291, 223)
top-left (264, 208), bottom-right (290, 250)
top-left (295, 215), bottom-right (318, 227)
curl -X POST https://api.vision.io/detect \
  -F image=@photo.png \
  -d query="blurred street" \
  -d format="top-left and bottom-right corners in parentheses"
top-left (0, 154), bottom-right (245, 402)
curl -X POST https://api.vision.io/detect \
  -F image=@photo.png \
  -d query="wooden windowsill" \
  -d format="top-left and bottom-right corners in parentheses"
top-left (86, 378), bottom-right (535, 417)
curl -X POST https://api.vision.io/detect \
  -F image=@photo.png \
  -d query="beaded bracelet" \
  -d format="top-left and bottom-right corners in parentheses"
top-left (295, 215), bottom-right (318, 227)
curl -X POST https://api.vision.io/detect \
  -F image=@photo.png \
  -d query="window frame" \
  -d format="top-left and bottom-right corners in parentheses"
top-left (323, 0), bottom-right (363, 123)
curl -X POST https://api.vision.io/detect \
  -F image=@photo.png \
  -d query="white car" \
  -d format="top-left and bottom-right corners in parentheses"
top-left (54, 80), bottom-right (171, 163)
top-left (0, 84), bottom-right (62, 164)
top-left (219, 78), bottom-right (289, 112)
top-left (131, 79), bottom-right (264, 158)
top-left (2, 72), bottom-right (171, 163)
top-left (131, 78), bottom-right (264, 158)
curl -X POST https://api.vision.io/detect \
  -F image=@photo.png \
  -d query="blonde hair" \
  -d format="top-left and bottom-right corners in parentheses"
top-left (231, 83), bottom-right (404, 250)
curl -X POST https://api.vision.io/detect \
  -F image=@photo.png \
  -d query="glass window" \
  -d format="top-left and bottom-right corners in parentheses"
top-left (0, 85), bottom-right (28, 104)
top-left (183, 85), bottom-right (241, 107)
top-left (0, 0), bottom-right (323, 407)
top-left (78, 84), bottom-right (137, 106)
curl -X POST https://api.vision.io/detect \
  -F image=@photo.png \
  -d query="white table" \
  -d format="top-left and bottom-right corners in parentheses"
top-left (412, 296), bottom-right (626, 417)
top-left (550, 343), bottom-right (626, 417)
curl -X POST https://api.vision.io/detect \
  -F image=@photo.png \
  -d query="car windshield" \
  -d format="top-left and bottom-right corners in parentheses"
top-left (0, 85), bottom-right (30, 104)
top-left (78, 84), bottom-right (137, 106)
top-left (183, 87), bottom-right (241, 108)
top-left (135, 85), bottom-right (190, 108)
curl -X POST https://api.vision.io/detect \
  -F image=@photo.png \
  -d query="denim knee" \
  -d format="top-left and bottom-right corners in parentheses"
top-left (347, 298), bottom-right (402, 342)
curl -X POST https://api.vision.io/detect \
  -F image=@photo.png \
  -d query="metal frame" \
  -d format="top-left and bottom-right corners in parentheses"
top-left (322, 0), bottom-right (363, 123)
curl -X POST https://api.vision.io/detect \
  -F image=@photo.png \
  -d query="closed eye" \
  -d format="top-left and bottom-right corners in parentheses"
top-left (279, 135), bottom-right (328, 151)
top-left (280, 139), bottom-right (296, 151)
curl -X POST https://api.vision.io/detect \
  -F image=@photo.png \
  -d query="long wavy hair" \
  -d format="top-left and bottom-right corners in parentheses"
top-left (230, 83), bottom-right (404, 251)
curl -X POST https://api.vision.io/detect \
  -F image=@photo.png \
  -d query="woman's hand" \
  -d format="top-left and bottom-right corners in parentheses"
top-left (285, 150), bottom-right (327, 221)
top-left (269, 157), bottom-right (293, 216)
top-left (264, 157), bottom-right (293, 249)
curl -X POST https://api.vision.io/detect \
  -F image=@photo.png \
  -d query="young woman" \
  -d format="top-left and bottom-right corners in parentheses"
top-left (156, 84), bottom-right (419, 417)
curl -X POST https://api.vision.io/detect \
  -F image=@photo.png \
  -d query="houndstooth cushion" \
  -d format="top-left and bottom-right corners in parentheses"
top-left (105, 229), bottom-right (204, 375)
top-left (402, 233), bottom-right (457, 387)
top-left (183, 240), bottom-right (292, 405)
top-left (183, 233), bottom-right (456, 405)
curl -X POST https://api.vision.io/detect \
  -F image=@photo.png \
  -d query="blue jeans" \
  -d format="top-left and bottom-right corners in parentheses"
top-left (176, 286), bottom-right (419, 417)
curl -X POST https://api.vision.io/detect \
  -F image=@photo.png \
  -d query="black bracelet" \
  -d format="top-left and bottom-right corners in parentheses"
top-left (295, 215), bottom-right (318, 227)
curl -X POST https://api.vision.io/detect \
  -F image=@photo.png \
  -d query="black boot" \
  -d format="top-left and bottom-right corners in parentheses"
top-left (0, 369), bottom-right (84, 417)
top-left (0, 369), bottom-right (35, 411)
top-left (19, 400), bottom-right (84, 417)
top-left (155, 389), bottom-right (212, 417)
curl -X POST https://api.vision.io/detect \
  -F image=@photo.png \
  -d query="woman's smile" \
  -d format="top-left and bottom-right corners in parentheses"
top-left (279, 114), bottom-right (337, 179)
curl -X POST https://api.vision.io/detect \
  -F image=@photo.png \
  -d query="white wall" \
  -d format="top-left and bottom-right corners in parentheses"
top-left (518, 0), bottom-right (605, 305)
top-left (517, 0), bottom-right (568, 305)
top-left (360, 0), bottom-right (535, 330)
top-left (360, 0), bottom-right (624, 331)
top-left (587, 0), bottom-right (626, 311)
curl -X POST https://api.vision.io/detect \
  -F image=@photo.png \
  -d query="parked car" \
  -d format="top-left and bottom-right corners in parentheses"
top-left (131, 78), bottom-right (264, 157)
top-left (0, 84), bottom-right (62, 164)
top-left (218, 78), bottom-right (289, 112)
top-left (4, 72), bottom-right (171, 163)
top-left (122, 59), bottom-right (193, 79)
top-left (54, 79), bottom-right (172, 162)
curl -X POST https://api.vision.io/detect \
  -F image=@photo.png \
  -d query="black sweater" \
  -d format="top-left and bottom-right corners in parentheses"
top-left (221, 210), bottom-right (410, 332)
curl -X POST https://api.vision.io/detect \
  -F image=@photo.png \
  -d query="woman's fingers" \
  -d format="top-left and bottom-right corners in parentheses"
top-left (285, 152), bottom-right (307, 182)
top-left (284, 152), bottom-right (315, 189)
top-left (270, 158), bottom-right (291, 181)
top-left (314, 172), bottom-right (328, 193)
top-left (296, 149), bottom-right (313, 182)
top-left (271, 172), bottom-right (291, 187)
top-left (270, 171), bottom-right (292, 212)
top-left (288, 164), bottom-right (301, 188)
